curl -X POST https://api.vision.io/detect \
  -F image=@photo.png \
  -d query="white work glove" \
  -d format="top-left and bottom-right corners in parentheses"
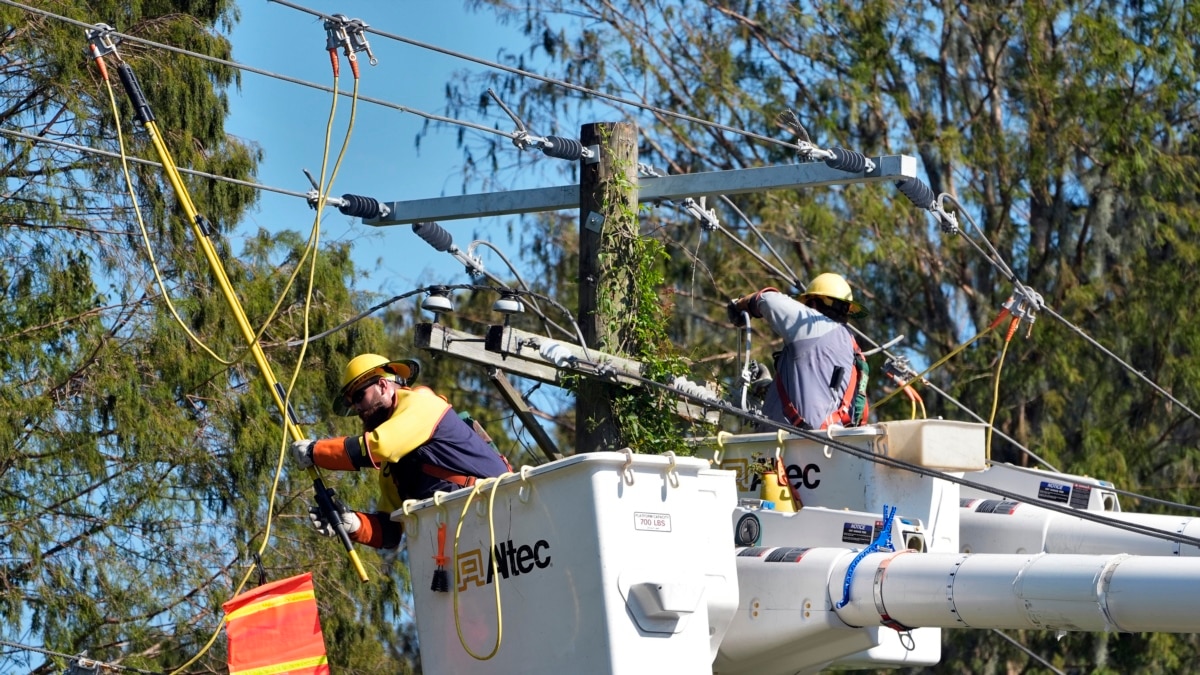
top-left (290, 439), bottom-right (315, 469)
top-left (308, 499), bottom-right (361, 537)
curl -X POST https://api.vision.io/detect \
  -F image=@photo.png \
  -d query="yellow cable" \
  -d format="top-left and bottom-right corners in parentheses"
top-left (909, 395), bottom-right (916, 421)
top-left (986, 330), bottom-right (1014, 461)
top-left (104, 75), bottom-right (237, 365)
top-left (451, 474), bottom-right (512, 660)
top-left (874, 323), bottom-right (998, 409)
top-left (241, 74), bottom-right (360, 354)
top-left (169, 71), bottom-right (363, 675)
top-left (268, 72), bottom-right (355, 570)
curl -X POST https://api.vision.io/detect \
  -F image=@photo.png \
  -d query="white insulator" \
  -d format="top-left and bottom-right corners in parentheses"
top-left (672, 376), bottom-right (720, 404)
top-left (539, 341), bottom-right (576, 368)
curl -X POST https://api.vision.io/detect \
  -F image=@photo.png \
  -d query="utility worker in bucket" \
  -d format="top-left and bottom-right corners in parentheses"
top-left (727, 273), bottom-right (870, 431)
top-left (291, 353), bottom-right (511, 549)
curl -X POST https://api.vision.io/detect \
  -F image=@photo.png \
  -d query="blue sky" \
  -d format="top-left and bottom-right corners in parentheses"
top-left (224, 1), bottom-right (537, 295)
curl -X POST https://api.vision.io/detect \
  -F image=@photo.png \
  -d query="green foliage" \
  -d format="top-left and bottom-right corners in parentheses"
top-left (1, 3), bottom-right (413, 672)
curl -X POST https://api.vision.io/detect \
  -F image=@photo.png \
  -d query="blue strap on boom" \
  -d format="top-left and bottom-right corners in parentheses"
top-left (835, 504), bottom-right (898, 609)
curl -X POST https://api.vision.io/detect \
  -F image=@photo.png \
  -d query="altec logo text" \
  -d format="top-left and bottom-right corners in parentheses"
top-left (456, 538), bottom-right (552, 592)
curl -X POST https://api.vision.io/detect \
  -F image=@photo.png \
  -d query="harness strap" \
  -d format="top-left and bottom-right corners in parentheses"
top-left (775, 374), bottom-right (812, 429)
top-left (820, 334), bottom-right (868, 428)
top-left (422, 463), bottom-right (478, 488)
top-left (775, 331), bottom-right (869, 430)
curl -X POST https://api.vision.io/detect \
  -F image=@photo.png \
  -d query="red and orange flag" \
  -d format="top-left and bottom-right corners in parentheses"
top-left (223, 572), bottom-right (330, 675)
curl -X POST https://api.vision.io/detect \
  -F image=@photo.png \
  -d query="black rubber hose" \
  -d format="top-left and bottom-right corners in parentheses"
top-left (825, 147), bottom-right (868, 173)
top-left (895, 177), bottom-right (935, 209)
top-left (542, 136), bottom-right (584, 161)
top-left (412, 221), bottom-right (454, 252)
top-left (338, 194), bottom-right (385, 219)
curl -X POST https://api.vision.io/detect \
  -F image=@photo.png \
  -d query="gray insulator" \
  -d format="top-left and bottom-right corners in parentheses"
top-left (412, 221), bottom-right (454, 252)
top-left (825, 147), bottom-right (868, 173)
top-left (542, 136), bottom-right (584, 161)
top-left (338, 194), bottom-right (384, 218)
top-left (895, 177), bottom-right (935, 210)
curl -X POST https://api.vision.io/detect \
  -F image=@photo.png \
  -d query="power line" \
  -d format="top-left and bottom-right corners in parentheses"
top-left (989, 629), bottom-right (1067, 675)
top-left (267, 0), bottom-right (804, 154)
top-left (849, 323), bottom-right (1061, 472)
top-left (0, 639), bottom-right (163, 675)
top-left (0, 0), bottom-right (509, 140)
top-left (941, 193), bottom-right (1200, 426)
top-left (1044, 304), bottom-right (1200, 421)
top-left (0, 127), bottom-right (307, 199)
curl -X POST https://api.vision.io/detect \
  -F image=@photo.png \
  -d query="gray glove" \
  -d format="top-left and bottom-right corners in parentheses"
top-left (290, 439), bottom-right (315, 469)
top-left (308, 500), bottom-right (361, 537)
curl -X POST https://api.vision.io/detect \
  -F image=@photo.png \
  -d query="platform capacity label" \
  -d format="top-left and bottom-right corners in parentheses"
top-left (634, 512), bottom-right (672, 532)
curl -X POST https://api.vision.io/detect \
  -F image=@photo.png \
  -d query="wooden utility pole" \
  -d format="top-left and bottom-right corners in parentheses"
top-left (577, 121), bottom-right (638, 453)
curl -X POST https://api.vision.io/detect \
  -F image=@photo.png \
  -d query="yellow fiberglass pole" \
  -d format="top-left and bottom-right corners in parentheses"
top-left (112, 58), bottom-right (369, 582)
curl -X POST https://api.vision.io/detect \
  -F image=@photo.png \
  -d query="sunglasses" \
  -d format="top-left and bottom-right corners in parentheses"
top-left (346, 378), bottom-right (381, 407)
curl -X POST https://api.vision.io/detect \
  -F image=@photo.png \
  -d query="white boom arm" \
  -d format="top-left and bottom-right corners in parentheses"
top-left (719, 546), bottom-right (1200, 675)
top-left (961, 500), bottom-right (1200, 556)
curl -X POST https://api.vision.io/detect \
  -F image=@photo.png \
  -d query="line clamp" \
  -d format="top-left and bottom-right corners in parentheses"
top-left (85, 23), bottom-right (120, 58)
top-left (324, 14), bottom-right (377, 65)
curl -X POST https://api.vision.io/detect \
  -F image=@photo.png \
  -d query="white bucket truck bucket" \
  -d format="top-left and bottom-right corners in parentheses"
top-left (394, 451), bottom-right (739, 675)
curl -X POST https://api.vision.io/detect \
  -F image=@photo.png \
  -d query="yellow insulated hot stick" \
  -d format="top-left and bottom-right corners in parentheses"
top-left (107, 55), bottom-right (369, 582)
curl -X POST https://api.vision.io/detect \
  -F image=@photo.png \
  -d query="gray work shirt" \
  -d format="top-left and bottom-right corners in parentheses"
top-left (754, 290), bottom-right (856, 428)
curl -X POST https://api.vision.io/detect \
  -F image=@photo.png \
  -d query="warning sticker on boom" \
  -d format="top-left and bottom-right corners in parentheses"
top-left (1038, 481), bottom-right (1071, 504)
top-left (1069, 484), bottom-right (1092, 509)
top-left (974, 499), bottom-right (1020, 515)
top-left (842, 522), bottom-right (874, 545)
top-left (765, 547), bottom-right (809, 563)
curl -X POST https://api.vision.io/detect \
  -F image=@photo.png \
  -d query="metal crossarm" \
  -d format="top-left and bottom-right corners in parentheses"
top-left (365, 154), bottom-right (918, 226)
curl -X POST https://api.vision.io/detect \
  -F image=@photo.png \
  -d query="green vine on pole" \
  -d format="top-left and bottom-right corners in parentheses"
top-left (592, 126), bottom-right (699, 455)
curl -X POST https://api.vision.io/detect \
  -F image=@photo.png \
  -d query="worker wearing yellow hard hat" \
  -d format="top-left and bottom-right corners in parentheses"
top-left (728, 273), bottom-right (870, 430)
top-left (333, 353), bottom-right (421, 417)
top-left (291, 353), bottom-right (510, 549)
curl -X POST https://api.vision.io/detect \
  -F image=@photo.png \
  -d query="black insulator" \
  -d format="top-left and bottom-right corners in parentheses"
top-left (825, 146), bottom-right (868, 173)
top-left (412, 221), bottom-right (454, 252)
top-left (542, 136), bottom-right (584, 161)
top-left (116, 63), bottom-right (155, 124)
top-left (895, 177), bottom-right (936, 209)
top-left (338, 193), bottom-right (384, 219)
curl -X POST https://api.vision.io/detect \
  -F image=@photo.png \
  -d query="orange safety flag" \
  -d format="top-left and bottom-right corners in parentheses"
top-left (223, 572), bottom-right (330, 675)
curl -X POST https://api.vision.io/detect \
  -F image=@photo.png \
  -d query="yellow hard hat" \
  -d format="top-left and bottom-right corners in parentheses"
top-left (798, 273), bottom-right (867, 318)
top-left (334, 353), bottom-right (421, 416)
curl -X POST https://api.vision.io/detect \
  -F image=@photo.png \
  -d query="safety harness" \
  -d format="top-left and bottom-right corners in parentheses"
top-left (775, 329), bottom-right (870, 430)
top-left (420, 412), bottom-right (513, 487)
top-left (421, 457), bottom-right (513, 488)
